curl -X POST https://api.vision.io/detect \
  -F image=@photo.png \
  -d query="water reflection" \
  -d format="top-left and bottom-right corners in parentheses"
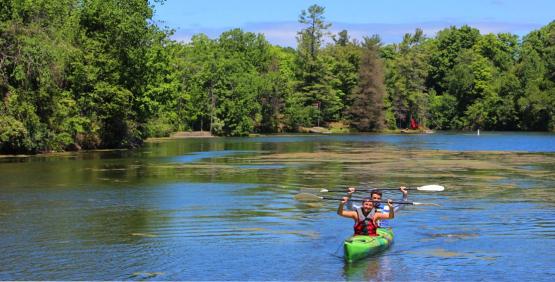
top-left (343, 254), bottom-right (396, 281)
top-left (170, 150), bottom-right (254, 163)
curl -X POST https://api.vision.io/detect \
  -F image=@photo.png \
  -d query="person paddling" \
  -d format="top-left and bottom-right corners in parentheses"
top-left (345, 186), bottom-right (408, 228)
top-left (337, 195), bottom-right (394, 236)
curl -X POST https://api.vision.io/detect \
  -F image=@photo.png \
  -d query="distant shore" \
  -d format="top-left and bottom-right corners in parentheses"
top-left (145, 131), bottom-right (214, 142)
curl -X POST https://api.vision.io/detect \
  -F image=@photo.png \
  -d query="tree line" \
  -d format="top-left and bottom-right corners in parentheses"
top-left (1, 1), bottom-right (554, 154)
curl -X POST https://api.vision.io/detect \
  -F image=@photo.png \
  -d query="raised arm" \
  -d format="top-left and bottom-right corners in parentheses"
top-left (392, 186), bottom-right (408, 212)
top-left (401, 186), bottom-right (408, 201)
top-left (338, 196), bottom-right (358, 220)
top-left (375, 199), bottom-right (394, 221)
top-left (345, 186), bottom-right (356, 210)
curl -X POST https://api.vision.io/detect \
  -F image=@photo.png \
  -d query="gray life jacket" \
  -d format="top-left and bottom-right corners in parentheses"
top-left (354, 207), bottom-right (377, 235)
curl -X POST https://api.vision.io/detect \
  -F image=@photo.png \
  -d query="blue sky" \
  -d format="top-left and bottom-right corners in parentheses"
top-left (152, 0), bottom-right (554, 47)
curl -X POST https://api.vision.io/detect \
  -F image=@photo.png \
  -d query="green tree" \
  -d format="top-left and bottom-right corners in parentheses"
top-left (139, 29), bottom-right (185, 137)
top-left (0, 0), bottom-right (80, 153)
top-left (385, 29), bottom-right (430, 129)
top-left (294, 4), bottom-right (341, 126)
top-left (179, 33), bottom-right (218, 132)
top-left (325, 30), bottom-right (361, 121)
top-left (258, 46), bottom-right (295, 132)
top-left (428, 90), bottom-right (457, 129)
top-left (445, 50), bottom-right (496, 129)
top-left (213, 29), bottom-right (271, 136)
top-left (70, 0), bottom-right (160, 147)
top-left (474, 33), bottom-right (518, 72)
top-left (516, 28), bottom-right (554, 130)
top-left (348, 36), bottom-right (386, 130)
top-left (298, 4), bottom-right (331, 59)
top-left (427, 25), bottom-right (481, 93)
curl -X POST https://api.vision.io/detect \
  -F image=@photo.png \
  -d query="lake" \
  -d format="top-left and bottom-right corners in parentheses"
top-left (1, 132), bottom-right (554, 280)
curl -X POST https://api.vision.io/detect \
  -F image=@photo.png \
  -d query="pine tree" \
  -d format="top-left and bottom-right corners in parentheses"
top-left (348, 36), bottom-right (386, 130)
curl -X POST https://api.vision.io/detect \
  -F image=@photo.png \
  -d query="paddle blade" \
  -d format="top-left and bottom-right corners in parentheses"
top-left (294, 193), bottom-right (324, 202)
top-left (320, 188), bottom-right (329, 193)
top-left (416, 185), bottom-right (444, 192)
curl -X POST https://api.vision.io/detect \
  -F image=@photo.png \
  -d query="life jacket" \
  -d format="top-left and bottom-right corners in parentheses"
top-left (353, 207), bottom-right (377, 236)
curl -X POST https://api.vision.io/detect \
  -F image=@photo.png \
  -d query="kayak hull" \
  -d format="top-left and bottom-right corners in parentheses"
top-left (343, 228), bottom-right (394, 263)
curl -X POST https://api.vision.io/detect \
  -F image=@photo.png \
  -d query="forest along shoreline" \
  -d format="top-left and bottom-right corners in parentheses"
top-left (0, 128), bottom-right (437, 157)
top-left (1, 2), bottom-right (553, 155)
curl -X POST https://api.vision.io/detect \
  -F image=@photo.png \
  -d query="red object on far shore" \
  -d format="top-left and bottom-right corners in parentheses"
top-left (410, 117), bottom-right (418, 129)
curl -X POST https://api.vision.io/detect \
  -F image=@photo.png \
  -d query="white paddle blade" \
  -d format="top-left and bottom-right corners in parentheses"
top-left (416, 185), bottom-right (444, 192)
top-left (294, 193), bottom-right (324, 202)
top-left (320, 188), bottom-right (329, 193)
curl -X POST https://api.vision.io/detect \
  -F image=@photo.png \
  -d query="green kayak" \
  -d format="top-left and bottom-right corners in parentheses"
top-left (343, 228), bottom-right (394, 263)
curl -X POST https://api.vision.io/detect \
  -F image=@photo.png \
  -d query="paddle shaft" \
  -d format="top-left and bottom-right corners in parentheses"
top-left (323, 197), bottom-right (415, 205)
top-left (376, 188), bottom-right (415, 191)
top-left (321, 184), bottom-right (444, 193)
top-left (294, 192), bottom-right (440, 206)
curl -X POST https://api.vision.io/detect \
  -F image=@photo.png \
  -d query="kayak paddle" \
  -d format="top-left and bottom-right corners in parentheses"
top-left (294, 192), bottom-right (440, 206)
top-left (319, 184), bottom-right (444, 193)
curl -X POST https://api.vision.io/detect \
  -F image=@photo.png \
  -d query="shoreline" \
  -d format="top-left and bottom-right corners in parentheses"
top-left (145, 131), bottom-right (215, 142)
top-left (6, 130), bottom-right (554, 157)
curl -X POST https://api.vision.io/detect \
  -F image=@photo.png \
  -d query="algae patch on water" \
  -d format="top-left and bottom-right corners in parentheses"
top-left (130, 232), bottom-right (158, 238)
top-left (406, 248), bottom-right (461, 258)
top-left (131, 272), bottom-right (164, 279)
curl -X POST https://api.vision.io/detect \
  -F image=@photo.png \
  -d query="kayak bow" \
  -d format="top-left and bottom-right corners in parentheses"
top-left (343, 228), bottom-right (394, 263)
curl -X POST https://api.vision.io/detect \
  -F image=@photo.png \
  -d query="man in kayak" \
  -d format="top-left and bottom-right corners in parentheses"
top-left (337, 194), bottom-right (394, 236)
top-left (345, 186), bottom-right (408, 228)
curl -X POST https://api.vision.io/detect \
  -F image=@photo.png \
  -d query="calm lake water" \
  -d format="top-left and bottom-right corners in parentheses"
top-left (1, 132), bottom-right (554, 280)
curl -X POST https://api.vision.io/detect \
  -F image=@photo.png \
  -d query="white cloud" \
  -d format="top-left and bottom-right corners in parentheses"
top-left (167, 20), bottom-right (545, 47)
